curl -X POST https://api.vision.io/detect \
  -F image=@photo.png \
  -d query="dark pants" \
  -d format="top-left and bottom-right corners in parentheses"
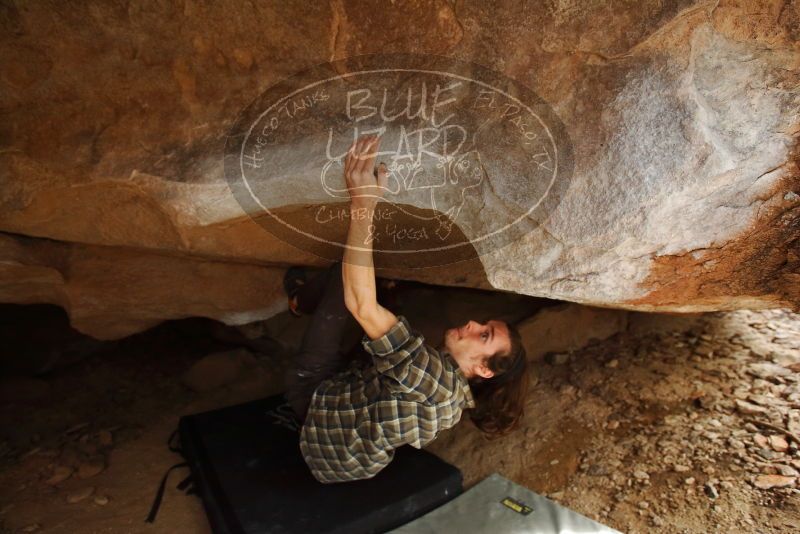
top-left (285, 261), bottom-right (389, 424)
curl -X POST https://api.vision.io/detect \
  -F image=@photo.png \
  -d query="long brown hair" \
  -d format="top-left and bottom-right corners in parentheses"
top-left (466, 321), bottom-right (529, 439)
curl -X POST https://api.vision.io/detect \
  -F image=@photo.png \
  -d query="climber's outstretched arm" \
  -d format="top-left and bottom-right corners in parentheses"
top-left (341, 134), bottom-right (398, 340)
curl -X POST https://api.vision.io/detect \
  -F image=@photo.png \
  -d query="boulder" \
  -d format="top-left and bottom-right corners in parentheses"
top-left (517, 303), bottom-right (628, 361)
top-left (0, 1), bottom-right (797, 339)
top-left (0, 233), bottom-right (286, 340)
top-left (182, 348), bottom-right (259, 393)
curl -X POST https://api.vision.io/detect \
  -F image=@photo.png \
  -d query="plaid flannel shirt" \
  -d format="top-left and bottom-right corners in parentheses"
top-left (299, 314), bottom-right (475, 484)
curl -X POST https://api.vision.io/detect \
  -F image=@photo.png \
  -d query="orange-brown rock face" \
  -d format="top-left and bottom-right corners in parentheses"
top-left (0, 1), bottom-right (798, 339)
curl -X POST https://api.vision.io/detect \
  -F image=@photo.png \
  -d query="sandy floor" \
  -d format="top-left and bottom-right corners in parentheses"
top-left (0, 288), bottom-right (797, 533)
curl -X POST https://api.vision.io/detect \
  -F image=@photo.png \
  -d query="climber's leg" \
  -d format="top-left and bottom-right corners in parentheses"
top-left (284, 261), bottom-right (359, 422)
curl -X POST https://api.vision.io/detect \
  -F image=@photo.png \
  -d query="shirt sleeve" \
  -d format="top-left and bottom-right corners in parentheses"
top-left (361, 315), bottom-right (456, 404)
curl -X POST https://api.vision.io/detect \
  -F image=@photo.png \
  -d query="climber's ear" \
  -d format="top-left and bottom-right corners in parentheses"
top-left (474, 363), bottom-right (494, 380)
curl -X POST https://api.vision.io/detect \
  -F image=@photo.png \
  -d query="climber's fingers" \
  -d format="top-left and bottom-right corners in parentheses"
top-left (353, 135), bottom-right (380, 176)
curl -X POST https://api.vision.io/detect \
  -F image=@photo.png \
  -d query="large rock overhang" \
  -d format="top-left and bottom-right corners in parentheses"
top-left (0, 1), bottom-right (797, 339)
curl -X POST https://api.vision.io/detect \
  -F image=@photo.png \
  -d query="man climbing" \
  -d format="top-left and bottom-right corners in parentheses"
top-left (283, 134), bottom-right (530, 483)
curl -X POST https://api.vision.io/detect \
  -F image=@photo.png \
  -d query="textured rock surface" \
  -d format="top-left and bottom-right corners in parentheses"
top-left (517, 303), bottom-right (629, 361)
top-left (1, 0), bottom-right (798, 339)
top-left (182, 348), bottom-right (259, 393)
top-left (0, 233), bottom-right (286, 339)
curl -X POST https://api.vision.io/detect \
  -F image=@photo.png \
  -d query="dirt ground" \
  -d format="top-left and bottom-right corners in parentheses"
top-left (0, 285), bottom-right (798, 533)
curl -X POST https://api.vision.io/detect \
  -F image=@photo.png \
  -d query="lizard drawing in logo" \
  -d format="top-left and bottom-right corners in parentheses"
top-left (320, 127), bottom-right (486, 242)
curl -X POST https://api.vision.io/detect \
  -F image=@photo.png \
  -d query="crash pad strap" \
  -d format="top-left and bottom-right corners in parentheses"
top-left (145, 461), bottom-right (189, 523)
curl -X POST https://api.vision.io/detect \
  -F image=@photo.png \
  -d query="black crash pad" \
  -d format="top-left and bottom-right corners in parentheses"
top-left (176, 393), bottom-right (463, 534)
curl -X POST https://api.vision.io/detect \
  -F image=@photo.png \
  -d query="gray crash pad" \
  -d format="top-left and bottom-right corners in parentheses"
top-left (390, 473), bottom-right (621, 534)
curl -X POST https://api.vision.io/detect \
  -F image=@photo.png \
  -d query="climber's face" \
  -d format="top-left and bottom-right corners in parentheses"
top-left (444, 319), bottom-right (511, 379)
